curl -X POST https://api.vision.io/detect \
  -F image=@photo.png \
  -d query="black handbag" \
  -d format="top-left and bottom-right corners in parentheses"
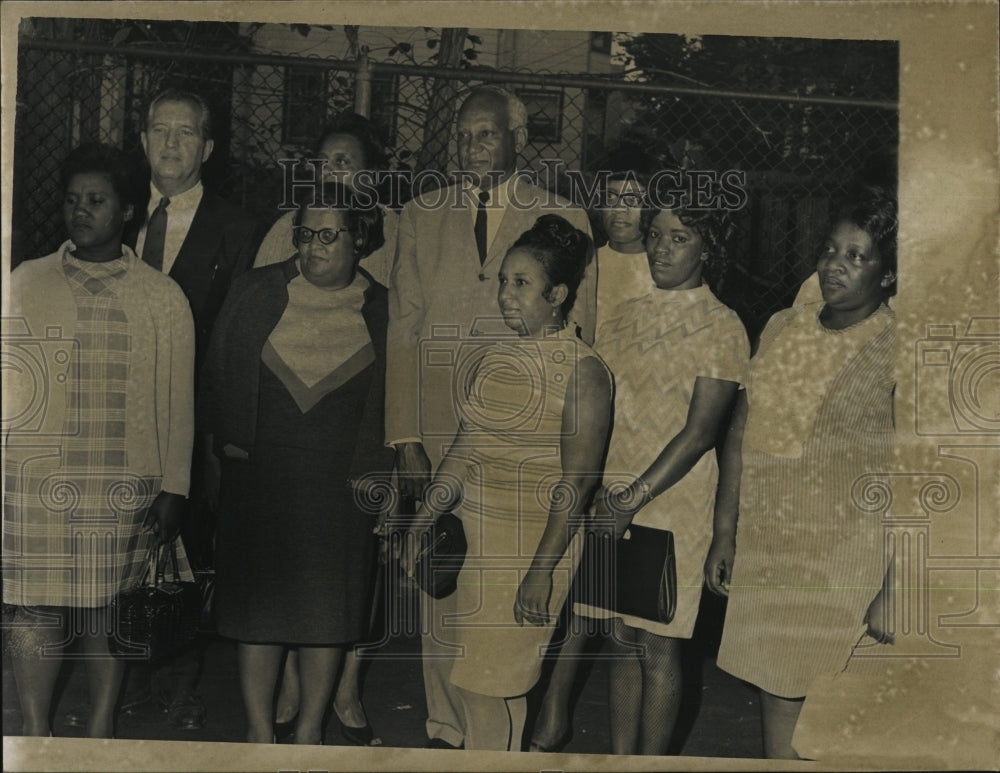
top-left (413, 511), bottom-right (467, 599)
top-left (576, 522), bottom-right (677, 625)
top-left (109, 542), bottom-right (201, 662)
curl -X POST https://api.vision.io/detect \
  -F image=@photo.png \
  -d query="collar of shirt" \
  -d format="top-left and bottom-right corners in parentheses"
top-left (136, 181), bottom-right (204, 275)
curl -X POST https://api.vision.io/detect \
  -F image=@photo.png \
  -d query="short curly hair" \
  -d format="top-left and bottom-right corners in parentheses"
top-left (314, 112), bottom-right (387, 171)
top-left (827, 187), bottom-right (898, 297)
top-left (59, 143), bottom-right (139, 214)
top-left (639, 204), bottom-right (733, 291)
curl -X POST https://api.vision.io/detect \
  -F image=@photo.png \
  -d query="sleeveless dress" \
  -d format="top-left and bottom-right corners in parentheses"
top-left (716, 303), bottom-right (895, 698)
top-left (446, 327), bottom-right (611, 698)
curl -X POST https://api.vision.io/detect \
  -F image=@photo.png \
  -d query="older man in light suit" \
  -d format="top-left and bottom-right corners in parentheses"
top-left (386, 85), bottom-right (595, 750)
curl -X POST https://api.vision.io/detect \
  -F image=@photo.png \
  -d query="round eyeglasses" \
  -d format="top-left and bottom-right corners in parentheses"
top-left (601, 191), bottom-right (646, 209)
top-left (293, 225), bottom-right (349, 245)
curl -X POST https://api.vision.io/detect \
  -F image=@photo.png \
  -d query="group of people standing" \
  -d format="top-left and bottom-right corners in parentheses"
top-left (3, 82), bottom-right (897, 759)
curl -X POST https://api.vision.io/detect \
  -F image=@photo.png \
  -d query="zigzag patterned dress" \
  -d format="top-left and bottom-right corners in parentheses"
top-left (577, 283), bottom-right (749, 638)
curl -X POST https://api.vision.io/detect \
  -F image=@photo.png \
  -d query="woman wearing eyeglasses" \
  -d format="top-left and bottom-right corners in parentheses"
top-left (200, 181), bottom-right (393, 745)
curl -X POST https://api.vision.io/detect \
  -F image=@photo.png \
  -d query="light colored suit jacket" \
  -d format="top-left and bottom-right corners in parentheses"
top-left (386, 175), bottom-right (595, 465)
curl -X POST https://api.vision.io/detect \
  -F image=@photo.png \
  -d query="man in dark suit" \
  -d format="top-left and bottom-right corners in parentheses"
top-left (136, 87), bottom-right (263, 730)
top-left (129, 88), bottom-right (262, 366)
top-left (64, 87), bottom-right (263, 732)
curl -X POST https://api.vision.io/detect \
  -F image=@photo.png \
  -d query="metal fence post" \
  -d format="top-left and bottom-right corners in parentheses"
top-left (354, 52), bottom-right (371, 118)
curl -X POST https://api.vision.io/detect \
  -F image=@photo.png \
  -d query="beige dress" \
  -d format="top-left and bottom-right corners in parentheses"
top-left (446, 327), bottom-right (611, 698)
top-left (716, 303), bottom-right (895, 698)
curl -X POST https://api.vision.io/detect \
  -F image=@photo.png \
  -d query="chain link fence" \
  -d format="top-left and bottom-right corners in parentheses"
top-left (12, 34), bottom-right (896, 337)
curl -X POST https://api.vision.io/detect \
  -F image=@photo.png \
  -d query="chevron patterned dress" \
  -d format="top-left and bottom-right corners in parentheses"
top-left (577, 283), bottom-right (749, 638)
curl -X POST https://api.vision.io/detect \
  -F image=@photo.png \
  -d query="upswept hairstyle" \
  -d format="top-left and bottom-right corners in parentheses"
top-left (508, 214), bottom-right (591, 316)
top-left (60, 143), bottom-right (139, 214)
top-left (292, 181), bottom-right (385, 260)
top-left (827, 186), bottom-right (898, 297)
top-left (145, 88), bottom-right (213, 140)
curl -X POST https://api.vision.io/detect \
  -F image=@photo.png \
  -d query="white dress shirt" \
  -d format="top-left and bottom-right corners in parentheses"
top-left (135, 181), bottom-right (204, 275)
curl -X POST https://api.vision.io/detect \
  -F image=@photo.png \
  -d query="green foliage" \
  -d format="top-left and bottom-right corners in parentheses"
top-left (612, 34), bottom-right (898, 174)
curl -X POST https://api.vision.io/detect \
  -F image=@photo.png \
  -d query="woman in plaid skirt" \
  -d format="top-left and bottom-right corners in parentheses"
top-left (3, 144), bottom-right (196, 738)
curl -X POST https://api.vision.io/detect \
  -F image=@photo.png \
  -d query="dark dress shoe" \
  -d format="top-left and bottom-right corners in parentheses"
top-left (273, 719), bottom-right (296, 743)
top-left (63, 689), bottom-right (152, 727)
top-left (166, 690), bottom-right (206, 730)
top-left (339, 718), bottom-right (375, 746)
top-left (425, 737), bottom-right (462, 749)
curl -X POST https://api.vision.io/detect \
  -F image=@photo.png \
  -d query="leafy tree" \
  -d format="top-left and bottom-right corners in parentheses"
top-left (613, 34), bottom-right (898, 174)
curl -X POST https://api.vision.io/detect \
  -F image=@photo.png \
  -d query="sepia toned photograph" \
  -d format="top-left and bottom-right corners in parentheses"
top-left (2, 2), bottom-right (997, 771)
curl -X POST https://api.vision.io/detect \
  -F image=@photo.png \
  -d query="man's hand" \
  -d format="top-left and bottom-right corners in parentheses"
top-left (395, 442), bottom-right (432, 501)
top-left (143, 491), bottom-right (186, 545)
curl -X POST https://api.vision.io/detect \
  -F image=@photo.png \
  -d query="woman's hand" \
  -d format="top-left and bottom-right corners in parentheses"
top-left (593, 485), bottom-right (642, 539)
top-left (704, 533), bottom-right (736, 597)
top-left (514, 568), bottom-right (554, 627)
top-left (143, 492), bottom-right (186, 545)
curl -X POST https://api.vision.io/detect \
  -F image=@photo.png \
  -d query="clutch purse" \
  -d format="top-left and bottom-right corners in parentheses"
top-left (109, 542), bottom-right (202, 662)
top-left (576, 522), bottom-right (677, 625)
top-left (413, 511), bottom-right (467, 599)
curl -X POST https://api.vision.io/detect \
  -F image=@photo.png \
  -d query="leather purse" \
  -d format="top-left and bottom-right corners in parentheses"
top-left (413, 511), bottom-right (467, 599)
top-left (109, 543), bottom-right (202, 661)
top-left (576, 522), bottom-right (677, 625)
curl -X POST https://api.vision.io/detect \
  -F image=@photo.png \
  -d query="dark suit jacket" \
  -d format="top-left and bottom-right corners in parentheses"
top-left (126, 188), bottom-right (265, 365)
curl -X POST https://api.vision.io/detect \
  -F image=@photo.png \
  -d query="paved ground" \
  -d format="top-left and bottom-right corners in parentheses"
top-left (3, 589), bottom-right (763, 759)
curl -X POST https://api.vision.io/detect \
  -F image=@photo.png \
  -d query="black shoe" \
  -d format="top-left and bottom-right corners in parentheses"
top-left (166, 690), bottom-right (206, 730)
top-left (334, 704), bottom-right (377, 746)
top-left (339, 718), bottom-right (375, 746)
top-left (425, 737), bottom-right (462, 749)
top-left (274, 719), bottom-right (297, 743)
top-left (63, 688), bottom-right (153, 727)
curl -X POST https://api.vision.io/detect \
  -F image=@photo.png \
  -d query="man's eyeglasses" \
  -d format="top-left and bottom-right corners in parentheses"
top-left (601, 191), bottom-right (646, 209)
top-left (293, 226), bottom-right (349, 245)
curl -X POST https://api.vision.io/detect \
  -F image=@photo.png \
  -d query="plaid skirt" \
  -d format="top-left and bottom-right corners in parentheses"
top-left (2, 458), bottom-right (192, 608)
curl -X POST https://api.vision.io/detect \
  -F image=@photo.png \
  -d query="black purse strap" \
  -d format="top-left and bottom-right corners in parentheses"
top-left (152, 542), bottom-right (182, 584)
